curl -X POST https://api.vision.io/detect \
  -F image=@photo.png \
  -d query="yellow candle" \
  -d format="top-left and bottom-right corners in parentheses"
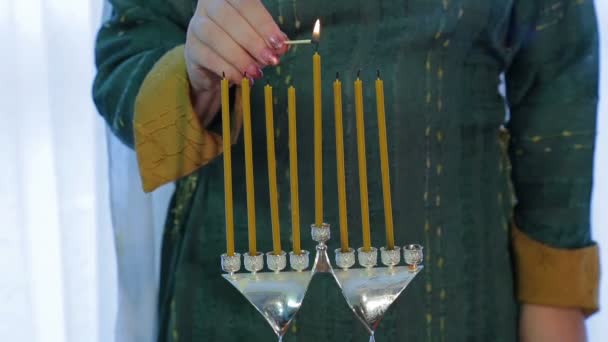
top-left (221, 77), bottom-right (235, 256)
top-left (375, 74), bottom-right (395, 250)
top-left (334, 76), bottom-right (349, 252)
top-left (313, 51), bottom-right (323, 227)
top-left (264, 84), bottom-right (282, 255)
top-left (355, 76), bottom-right (372, 251)
top-left (288, 86), bottom-right (301, 254)
top-left (242, 77), bottom-right (257, 255)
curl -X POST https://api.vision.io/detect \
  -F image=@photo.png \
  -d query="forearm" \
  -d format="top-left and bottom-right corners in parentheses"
top-left (93, 0), bottom-right (188, 148)
top-left (520, 304), bottom-right (586, 342)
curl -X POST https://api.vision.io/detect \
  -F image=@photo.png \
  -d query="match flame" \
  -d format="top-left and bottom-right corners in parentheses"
top-left (312, 19), bottom-right (321, 43)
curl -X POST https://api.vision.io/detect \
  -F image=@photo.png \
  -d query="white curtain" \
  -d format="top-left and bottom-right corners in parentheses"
top-left (0, 0), bottom-right (172, 341)
top-left (100, 1), bottom-right (174, 341)
top-left (0, 1), bottom-right (606, 342)
top-left (0, 0), bottom-right (114, 341)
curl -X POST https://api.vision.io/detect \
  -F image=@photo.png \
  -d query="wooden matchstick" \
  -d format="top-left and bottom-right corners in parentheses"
top-left (285, 39), bottom-right (313, 45)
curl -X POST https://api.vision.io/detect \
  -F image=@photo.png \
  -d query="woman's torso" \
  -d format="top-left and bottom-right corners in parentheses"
top-left (161, 1), bottom-right (520, 341)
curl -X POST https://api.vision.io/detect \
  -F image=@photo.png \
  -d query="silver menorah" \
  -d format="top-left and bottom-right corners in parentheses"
top-left (220, 223), bottom-right (423, 342)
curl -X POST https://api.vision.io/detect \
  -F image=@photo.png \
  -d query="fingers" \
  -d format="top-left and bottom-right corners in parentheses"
top-left (186, 0), bottom-right (289, 91)
top-left (189, 16), bottom-right (261, 84)
top-left (186, 30), bottom-right (242, 86)
top-left (225, 0), bottom-right (288, 53)
top-left (205, 1), bottom-right (281, 66)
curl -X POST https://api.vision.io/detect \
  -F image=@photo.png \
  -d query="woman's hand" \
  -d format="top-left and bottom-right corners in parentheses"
top-left (185, 0), bottom-right (289, 126)
top-left (520, 304), bottom-right (587, 342)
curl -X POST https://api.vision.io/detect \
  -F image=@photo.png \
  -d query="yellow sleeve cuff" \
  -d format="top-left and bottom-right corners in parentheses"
top-left (133, 45), bottom-right (242, 192)
top-left (511, 224), bottom-right (600, 317)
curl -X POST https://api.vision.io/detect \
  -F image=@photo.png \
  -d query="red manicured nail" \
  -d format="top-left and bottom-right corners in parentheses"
top-left (246, 64), bottom-right (262, 78)
top-left (268, 33), bottom-right (287, 50)
top-left (261, 49), bottom-right (279, 66)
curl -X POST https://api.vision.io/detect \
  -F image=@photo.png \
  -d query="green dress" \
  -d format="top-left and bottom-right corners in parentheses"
top-left (93, 0), bottom-right (599, 341)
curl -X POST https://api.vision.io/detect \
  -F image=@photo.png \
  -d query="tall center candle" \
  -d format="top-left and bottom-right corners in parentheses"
top-left (242, 77), bottom-right (257, 256)
top-left (313, 51), bottom-right (323, 227)
top-left (375, 74), bottom-right (395, 250)
top-left (334, 75), bottom-right (349, 252)
top-left (264, 84), bottom-right (282, 255)
top-left (288, 86), bottom-right (302, 254)
top-left (355, 75), bottom-right (372, 252)
top-left (221, 76), bottom-right (235, 256)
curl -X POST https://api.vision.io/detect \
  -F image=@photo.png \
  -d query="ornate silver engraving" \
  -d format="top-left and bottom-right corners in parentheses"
top-left (289, 250), bottom-right (310, 272)
top-left (335, 247), bottom-right (356, 270)
top-left (357, 247), bottom-right (378, 268)
top-left (221, 253), bottom-right (241, 274)
top-left (244, 253), bottom-right (264, 273)
top-left (380, 247), bottom-right (401, 267)
top-left (266, 251), bottom-right (287, 273)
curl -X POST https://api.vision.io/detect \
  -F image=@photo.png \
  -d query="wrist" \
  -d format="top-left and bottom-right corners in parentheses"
top-left (520, 304), bottom-right (587, 342)
top-left (190, 85), bottom-right (221, 128)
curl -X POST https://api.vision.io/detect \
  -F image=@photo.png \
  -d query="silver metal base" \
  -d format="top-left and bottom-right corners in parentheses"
top-left (333, 265), bottom-right (423, 335)
top-left (222, 271), bottom-right (312, 339)
top-left (221, 223), bottom-right (423, 340)
top-left (312, 241), bottom-right (333, 275)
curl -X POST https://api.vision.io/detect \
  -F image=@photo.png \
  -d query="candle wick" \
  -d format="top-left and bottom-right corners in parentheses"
top-left (315, 42), bottom-right (319, 52)
top-left (222, 71), bottom-right (226, 79)
top-left (357, 69), bottom-right (361, 78)
top-left (377, 69), bottom-right (381, 79)
top-left (336, 71), bottom-right (340, 79)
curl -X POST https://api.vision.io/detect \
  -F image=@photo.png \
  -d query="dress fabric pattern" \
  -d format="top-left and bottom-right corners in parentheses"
top-left (93, 0), bottom-right (599, 341)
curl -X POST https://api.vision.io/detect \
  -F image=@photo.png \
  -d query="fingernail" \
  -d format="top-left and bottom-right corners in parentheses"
top-left (248, 76), bottom-right (255, 85)
top-left (283, 33), bottom-right (290, 51)
top-left (268, 34), bottom-right (286, 50)
top-left (276, 33), bottom-right (290, 54)
top-left (261, 49), bottom-right (279, 66)
top-left (246, 64), bottom-right (262, 79)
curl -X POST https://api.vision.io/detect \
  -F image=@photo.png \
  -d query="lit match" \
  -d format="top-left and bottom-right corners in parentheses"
top-left (285, 19), bottom-right (321, 45)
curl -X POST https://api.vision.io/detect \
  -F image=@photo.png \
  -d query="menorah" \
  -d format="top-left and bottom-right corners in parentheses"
top-left (218, 20), bottom-right (424, 341)
top-left (221, 226), bottom-right (423, 342)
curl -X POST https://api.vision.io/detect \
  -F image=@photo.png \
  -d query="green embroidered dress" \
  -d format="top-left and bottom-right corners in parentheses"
top-left (93, 1), bottom-right (599, 341)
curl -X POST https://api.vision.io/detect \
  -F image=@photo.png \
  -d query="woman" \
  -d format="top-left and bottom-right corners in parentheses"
top-left (93, 0), bottom-right (600, 341)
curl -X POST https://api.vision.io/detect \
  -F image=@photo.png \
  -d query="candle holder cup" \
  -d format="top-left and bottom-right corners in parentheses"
top-left (311, 223), bottom-right (331, 244)
top-left (357, 247), bottom-right (378, 268)
top-left (335, 247), bottom-right (356, 270)
top-left (221, 253), bottom-right (241, 275)
top-left (404, 244), bottom-right (424, 272)
top-left (380, 246), bottom-right (401, 267)
top-left (266, 251), bottom-right (287, 273)
top-left (289, 250), bottom-right (310, 272)
top-left (244, 253), bottom-right (264, 274)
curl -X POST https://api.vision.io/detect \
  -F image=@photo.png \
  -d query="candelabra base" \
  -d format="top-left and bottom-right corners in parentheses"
top-left (222, 271), bottom-right (312, 339)
top-left (312, 242), bottom-right (333, 275)
top-left (221, 222), bottom-right (423, 340)
top-left (333, 265), bottom-right (423, 336)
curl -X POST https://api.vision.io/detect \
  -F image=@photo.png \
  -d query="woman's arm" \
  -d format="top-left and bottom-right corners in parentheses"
top-left (505, 1), bottom-right (600, 339)
top-left (94, 0), bottom-right (287, 192)
top-left (93, 0), bottom-right (190, 148)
